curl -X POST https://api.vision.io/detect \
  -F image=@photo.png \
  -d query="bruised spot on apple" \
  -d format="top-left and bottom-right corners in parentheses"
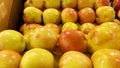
top-left (91, 49), bottom-right (120, 68)
top-left (58, 30), bottom-right (87, 53)
top-left (78, 8), bottom-right (96, 24)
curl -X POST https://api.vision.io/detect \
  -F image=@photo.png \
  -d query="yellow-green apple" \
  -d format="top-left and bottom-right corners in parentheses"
top-left (20, 48), bottom-right (54, 68)
top-left (0, 50), bottom-right (21, 68)
top-left (61, 0), bottom-right (77, 9)
top-left (59, 51), bottom-right (92, 68)
top-left (43, 8), bottom-right (60, 24)
top-left (0, 30), bottom-right (25, 54)
top-left (61, 8), bottom-right (78, 24)
top-left (78, 0), bottom-right (95, 10)
top-left (61, 22), bottom-right (78, 32)
top-left (20, 23), bottom-right (42, 34)
top-left (94, 0), bottom-right (110, 10)
top-left (78, 8), bottom-right (96, 24)
top-left (87, 22), bottom-right (120, 53)
top-left (24, 0), bottom-right (45, 10)
top-left (58, 30), bottom-right (87, 53)
top-left (45, 0), bottom-right (60, 9)
top-left (23, 7), bottom-right (42, 24)
top-left (91, 49), bottom-right (120, 68)
top-left (118, 10), bottom-right (120, 20)
top-left (29, 27), bottom-right (58, 51)
top-left (113, 0), bottom-right (120, 13)
top-left (96, 6), bottom-right (115, 24)
top-left (80, 23), bottom-right (96, 34)
top-left (44, 23), bottom-right (61, 34)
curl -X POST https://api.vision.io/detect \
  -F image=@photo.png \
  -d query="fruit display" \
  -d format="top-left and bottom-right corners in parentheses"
top-left (0, 0), bottom-right (120, 68)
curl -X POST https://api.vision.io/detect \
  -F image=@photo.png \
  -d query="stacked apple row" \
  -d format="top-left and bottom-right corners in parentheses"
top-left (23, 0), bottom-right (120, 25)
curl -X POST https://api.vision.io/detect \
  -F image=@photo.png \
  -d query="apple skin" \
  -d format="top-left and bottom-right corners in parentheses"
top-left (61, 0), bottom-right (77, 9)
top-left (0, 30), bottom-right (25, 54)
top-left (94, 0), bottom-right (110, 10)
top-left (20, 23), bottom-right (42, 34)
top-left (80, 23), bottom-right (96, 34)
top-left (29, 27), bottom-right (58, 51)
top-left (45, 0), bottom-right (60, 9)
top-left (113, 0), bottom-right (120, 13)
top-left (59, 51), bottom-right (92, 68)
top-left (58, 30), bottom-right (87, 53)
top-left (96, 6), bottom-right (115, 24)
top-left (91, 49), bottom-right (120, 68)
top-left (62, 22), bottom-right (78, 32)
top-left (0, 50), bottom-right (21, 68)
top-left (118, 10), bottom-right (120, 20)
top-left (24, 0), bottom-right (45, 10)
top-left (87, 22), bottom-right (120, 53)
top-left (43, 8), bottom-right (60, 24)
top-left (78, 0), bottom-right (95, 10)
top-left (44, 23), bottom-right (61, 34)
top-left (23, 7), bottom-right (42, 24)
top-left (20, 48), bottom-right (54, 68)
top-left (61, 8), bottom-right (78, 24)
top-left (78, 8), bottom-right (96, 24)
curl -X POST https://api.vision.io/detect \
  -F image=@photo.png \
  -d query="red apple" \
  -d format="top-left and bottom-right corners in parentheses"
top-left (0, 50), bottom-right (21, 68)
top-left (94, 0), bottom-right (110, 10)
top-left (20, 23), bottom-right (42, 34)
top-left (91, 49), bottom-right (120, 68)
top-left (113, 0), bottom-right (120, 13)
top-left (61, 0), bottom-right (77, 9)
top-left (78, 0), bottom-right (95, 10)
top-left (44, 23), bottom-right (61, 34)
top-left (61, 8), bottom-right (78, 24)
top-left (78, 8), bottom-right (96, 24)
top-left (117, 9), bottom-right (120, 20)
top-left (59, 51), bottom-right (92, 68)
top-left (58, 30), bottom-right (87, 53)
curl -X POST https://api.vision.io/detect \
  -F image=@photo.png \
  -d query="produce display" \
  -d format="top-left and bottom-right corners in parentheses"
top-left (0, 0), bottom-right (120, 68)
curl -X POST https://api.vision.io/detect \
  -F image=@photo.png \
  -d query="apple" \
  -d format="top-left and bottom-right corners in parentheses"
top-left (113, 0), bottom-right (120, 13)
top-left (45, 0), bottom-right (60, 9)
top-left (61, 22), bottom-right (78, 32)
top-left (117, 10), bottom-right (120, 20)
top-left (0, 50), bottom-right (21, 68)
top-left (80, 23), bottom-right (96, 34)
top-left (44, 23), bottom-right (61, 34)
top-left (24, 0), bottom-right (45, 10)
top-left (78, 8), bottom-right (96, 24)
top-left (58, 30), bottom-right (87, 53)
top-left (23, 7), bottom-right (42, 24)
top-left (43, 8), bottom-right (60, 24)
top-left (61, 0), bottom-right (77, 9)
top-left (20, 23), bottom-right (42, 34)
top-left (0, 30), bottom-right (25, 54)
top-left (20, 48), bottom-right (54, 68)
top-left (94, 0), bottom-right (110, 10)
top-left (87, 22), bottom-right (120, 53)
top-left (61, 8), bottom-right (78, 24)
top-left (91, 49), bottom-right (120, 68)
top-left (29, 27), bottom-right (58, 51)
top-left (96, 6), bottom-right (115, 24)
top-left (78, 0), bottom-right (95, 10)
top-left (59, 51), bottom-right (92, 68)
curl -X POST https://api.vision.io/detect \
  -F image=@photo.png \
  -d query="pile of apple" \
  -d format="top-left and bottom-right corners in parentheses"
top-left (0, 0), bottom-right (120, 68)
